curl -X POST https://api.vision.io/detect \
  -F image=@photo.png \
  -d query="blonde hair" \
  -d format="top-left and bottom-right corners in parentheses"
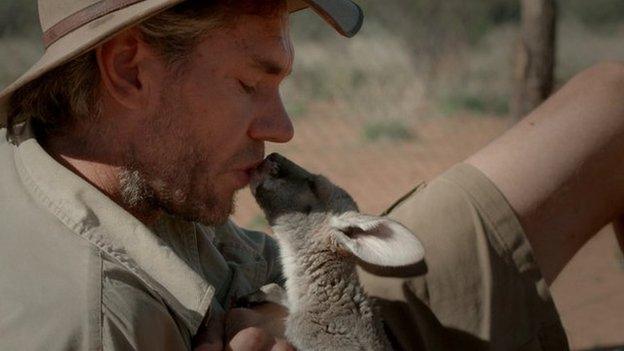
top-left (7, 0), bottom-right (282, 139)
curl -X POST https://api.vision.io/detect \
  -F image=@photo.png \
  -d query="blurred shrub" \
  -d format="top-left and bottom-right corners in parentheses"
top-left (362, 120), bottom-right (415, 142)
top-left (355, 0), bottom-right (519, 81)
top-left (2, 0), bottom-right (622, 119)
top-left (0, 0), bottom-right (42, 88)
top-left (287, 3), bottom-right (522, 120)
top-left (0, 37), bottom-right (42, 88)
top-left (439, 90), bottom-right (509, 116)
top-left (285, 18), bottom-right (426, 123)
top-left (0, 0), bottom-right (40, 37)
top-left (564, 0), bottom-right (624, 29)
top-left (488, 0), bottom-right (521, 24)
top-left (555, 19), bottom-right (624, 84)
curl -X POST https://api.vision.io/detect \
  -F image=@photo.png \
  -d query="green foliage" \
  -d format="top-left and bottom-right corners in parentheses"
top-left (358, 0), bottom-right (519, 49)
top-left (488, 0), bottom-right (521, 24)
top-left (2, 0), bottom-right (623, 125)
top-left (565, 0), bottom-right (624, 29)
top-left (0, 38), bottom-right (42, 88)
top-left (362, 120), bottom-right (415, 142)
top-left (0, 0), bottom-right (40, 37)
top-left (439, 90), bottom-right (509, 116)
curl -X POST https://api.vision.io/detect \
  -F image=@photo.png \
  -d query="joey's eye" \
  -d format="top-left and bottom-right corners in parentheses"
top-left (238, 80), bottom-right (256, 94)
top-left (307, 178), bottom-right (318, 194)
top-left (272, 165), bottom-right (287, 179)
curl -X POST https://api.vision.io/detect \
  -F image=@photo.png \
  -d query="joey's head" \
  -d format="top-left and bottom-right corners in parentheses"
top-left (250, 153), bottom-right (425, 268)
top-left (250, 153), bottom-right (357, 225)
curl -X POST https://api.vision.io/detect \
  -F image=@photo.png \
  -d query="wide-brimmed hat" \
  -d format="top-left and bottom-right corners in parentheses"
top-left (0, 0), bottom-right (363, 126)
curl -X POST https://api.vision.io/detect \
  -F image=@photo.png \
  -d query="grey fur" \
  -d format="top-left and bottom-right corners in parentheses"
top-left (250, 153), bottom-right (424, 351)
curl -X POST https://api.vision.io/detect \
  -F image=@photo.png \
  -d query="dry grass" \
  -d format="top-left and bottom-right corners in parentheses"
top-left (557, 20), bottom-right (624, 82)
top-left (282, 26), bottom-right (427, 124)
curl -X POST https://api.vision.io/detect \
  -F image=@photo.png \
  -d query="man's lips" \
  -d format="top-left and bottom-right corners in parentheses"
top-left (228, 159), bottom-right (264, 189)
top-left (243, 160), bottom-right (264, 176)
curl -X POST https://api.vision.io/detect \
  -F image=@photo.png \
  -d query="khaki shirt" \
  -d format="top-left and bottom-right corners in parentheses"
top-left (0, 126), bottom-right (283, 350)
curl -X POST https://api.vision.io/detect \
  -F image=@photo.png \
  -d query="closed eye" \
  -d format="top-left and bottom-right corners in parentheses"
top-left (238, 80), bottom-right (256, 94)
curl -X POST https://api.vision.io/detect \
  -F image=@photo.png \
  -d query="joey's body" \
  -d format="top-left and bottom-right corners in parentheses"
top-left (251, 153), bottom-right (424, 350)
top-left (276, 235), bottom-right (390, 351)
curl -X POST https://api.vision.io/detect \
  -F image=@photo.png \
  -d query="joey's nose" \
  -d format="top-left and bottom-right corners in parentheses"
top-left (253, 153), bottom-right (282, 181)
top-left (265, 153), bottom-right (312, 180)
top-left (266, 153), bottom-right (283, 164)
top-left (265, 153), bottom-right (291, 177)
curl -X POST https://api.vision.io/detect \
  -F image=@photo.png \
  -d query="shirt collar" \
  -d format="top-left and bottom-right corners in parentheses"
top-left (10, 124), bottom-right (213, 333)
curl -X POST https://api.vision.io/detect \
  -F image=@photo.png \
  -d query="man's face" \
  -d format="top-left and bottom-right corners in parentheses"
top-left (124, 9), bottom-right (295, 225)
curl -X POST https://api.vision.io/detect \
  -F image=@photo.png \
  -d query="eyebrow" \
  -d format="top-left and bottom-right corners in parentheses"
top-left (251, 56), bottom-right (292, 77)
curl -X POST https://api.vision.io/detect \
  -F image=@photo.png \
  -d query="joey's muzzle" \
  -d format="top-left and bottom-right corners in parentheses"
top-left (250, 153), bottom-right (312, 195)
top-left (249, 153), bottom-right (319, 220)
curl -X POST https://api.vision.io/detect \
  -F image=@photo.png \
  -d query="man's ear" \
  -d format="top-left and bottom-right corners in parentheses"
top-left (96, 28), bottom-right (154, 110)
top-left (330, 212), bottom-right (425, 267)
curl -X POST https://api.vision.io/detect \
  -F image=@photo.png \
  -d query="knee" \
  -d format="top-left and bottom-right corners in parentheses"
top-left (560, 61), bottom-right (624, 114)
top-left (572, 61), bottom-right (624, 91)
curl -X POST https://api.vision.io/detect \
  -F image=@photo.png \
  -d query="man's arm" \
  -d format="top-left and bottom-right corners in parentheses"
top-left (467, 61), bottom-right (624, 284)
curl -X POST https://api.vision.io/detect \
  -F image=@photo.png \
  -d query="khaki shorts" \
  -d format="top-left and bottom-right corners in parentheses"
top-left (358, 163), bottom-right (569, 351)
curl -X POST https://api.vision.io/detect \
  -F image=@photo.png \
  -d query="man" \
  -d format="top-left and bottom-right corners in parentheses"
top-left (1, 0), bottom-right (624, 350)
top-left (0, 1), bottom-right (358, 350)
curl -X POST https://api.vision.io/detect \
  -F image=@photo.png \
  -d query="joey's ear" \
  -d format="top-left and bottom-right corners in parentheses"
top-left (331, 212), bottom-right (424, 267)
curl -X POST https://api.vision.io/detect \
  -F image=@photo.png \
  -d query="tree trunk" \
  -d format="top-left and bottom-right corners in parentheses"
top-left (512, 0), bottom-right (557, 119)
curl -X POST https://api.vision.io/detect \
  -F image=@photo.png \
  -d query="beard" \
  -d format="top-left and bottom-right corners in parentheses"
top-left (116, 91), bottom-right (239, 227)
top-left (118, 162), bottom-right (236, 226)
top-left (116, 77), bottom-right (264, 226)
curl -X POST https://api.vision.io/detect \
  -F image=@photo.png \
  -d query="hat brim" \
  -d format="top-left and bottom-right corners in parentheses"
top-left (290, 0), bottom-right (363, 38)
top-left (0, 0), bottom-right (363, 127)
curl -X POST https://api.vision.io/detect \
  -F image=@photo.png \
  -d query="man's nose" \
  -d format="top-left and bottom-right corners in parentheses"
top-left (248, 95), bottom-right (294, 143)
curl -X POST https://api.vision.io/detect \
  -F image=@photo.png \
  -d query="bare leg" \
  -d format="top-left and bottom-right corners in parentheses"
top-left (467, 62), bottom-right (624, 284)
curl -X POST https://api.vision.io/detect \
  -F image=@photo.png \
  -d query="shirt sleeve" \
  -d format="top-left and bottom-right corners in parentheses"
top-left (234, 226), bottom-right (285, 287)
top-left (218, 221), bottom-right (285, 287)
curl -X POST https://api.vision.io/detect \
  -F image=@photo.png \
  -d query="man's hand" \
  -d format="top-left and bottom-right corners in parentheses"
top-left (226, 325), bottom-right (294, 351)
top-left (193, 303), bottom-right (294, 351)
top-left (192, 310), bottom-right (226, 351)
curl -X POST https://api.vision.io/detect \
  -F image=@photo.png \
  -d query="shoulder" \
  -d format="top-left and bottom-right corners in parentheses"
top-left (0, 130), bottom-right (191, 349)
top-left (0, 130), bottom-right (102, 349)
top-left (0, 211), bottom-right (103, 349)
